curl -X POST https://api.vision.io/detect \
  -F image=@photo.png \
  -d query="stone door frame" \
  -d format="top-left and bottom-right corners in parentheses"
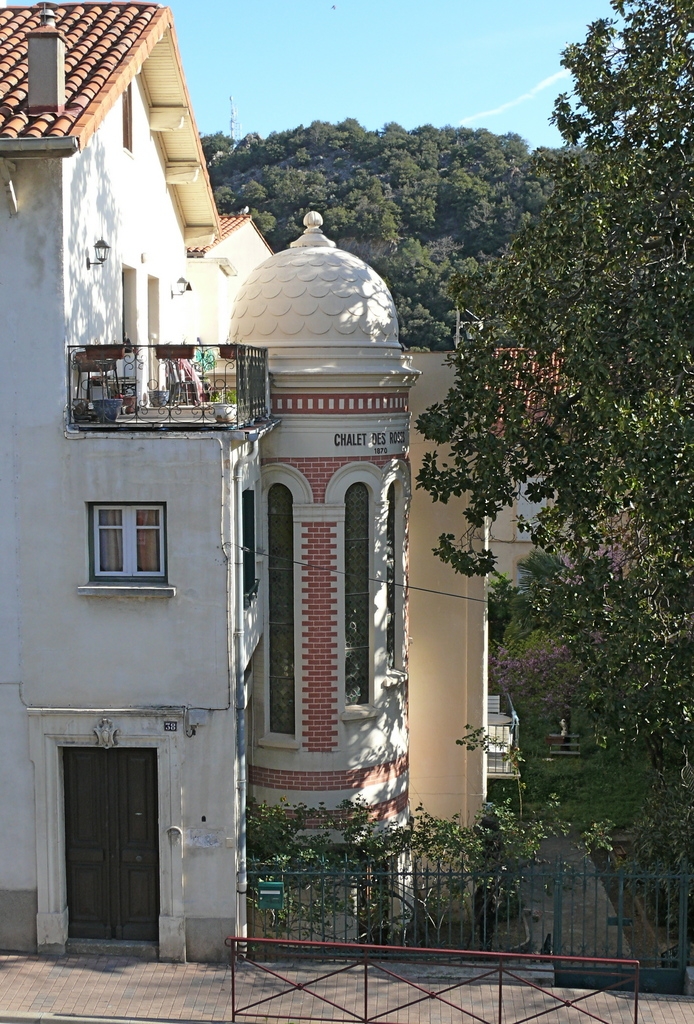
top-left (28, 707), bottom-right (185, 961)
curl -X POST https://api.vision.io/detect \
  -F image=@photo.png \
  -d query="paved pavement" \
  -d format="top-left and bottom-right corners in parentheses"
top-left (0, 953), bottom-right (690, 1024)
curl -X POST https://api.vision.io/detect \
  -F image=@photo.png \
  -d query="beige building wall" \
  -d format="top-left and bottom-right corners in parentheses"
top-left (408, 353), bottom-right (486, 825)
top-left (490, 503), bottom-right (534, 582)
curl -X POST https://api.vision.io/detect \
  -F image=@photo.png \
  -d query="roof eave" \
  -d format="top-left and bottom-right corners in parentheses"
top-left (0, 136), bottom-right (79, 157)
top-left (69, 7), bottom-right (173, 152)
top-left (164, 18), bottom-right (220, 241)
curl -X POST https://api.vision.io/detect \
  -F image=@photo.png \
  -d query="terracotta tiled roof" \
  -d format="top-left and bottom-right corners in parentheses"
top-left (0, 3), bottom-right (169, 147)
top-left (187, 214), bottom-right (274, 256)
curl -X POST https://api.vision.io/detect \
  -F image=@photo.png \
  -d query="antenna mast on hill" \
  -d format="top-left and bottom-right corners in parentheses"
top-left (229, 96), bottom-right (242, 147)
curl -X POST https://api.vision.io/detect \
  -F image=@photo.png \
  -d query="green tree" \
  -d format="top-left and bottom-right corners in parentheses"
top-left (201, 119), bottom-right (551, 350)
top-left (416, 0), bottom-right (694, 769)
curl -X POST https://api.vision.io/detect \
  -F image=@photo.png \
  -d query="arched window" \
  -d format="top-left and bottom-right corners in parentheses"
top-left (268, 484), bottom-right (295, 733)
top-left (385, 483), bottom-right (396, 670)
top-left (344, 482), bottom-right (370, 705)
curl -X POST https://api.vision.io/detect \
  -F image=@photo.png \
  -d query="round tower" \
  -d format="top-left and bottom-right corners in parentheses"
top-left (232, 213), bottom-right (419, 823)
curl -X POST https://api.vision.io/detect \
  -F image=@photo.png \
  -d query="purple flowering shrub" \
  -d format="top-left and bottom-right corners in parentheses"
top-left (490, 632), bottom-right (580, 722)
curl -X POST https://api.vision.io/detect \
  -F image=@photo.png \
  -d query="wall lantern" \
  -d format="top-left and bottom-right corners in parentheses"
top-left (171, 277), bottom-right (192, 297)
top-left (86, 238), bottom-right (110, 269)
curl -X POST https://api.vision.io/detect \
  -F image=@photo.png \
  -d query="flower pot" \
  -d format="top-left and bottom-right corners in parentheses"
top-left (149, 390), bottom-right (170, 408)
top-left (82, 345), bottom-right (125, 360)
top-left (218, 344), bottom-right (238, 360)
top-left (155, 344), bottom-right (195, 360)
top-left (74, 350), bottom-right (119, 373)
top-left (92, 398), bottom-right (122, 422)
top-left (213, 402), bottom-right (236, 424)
top-left (121, 394), bottom-right (137, 414)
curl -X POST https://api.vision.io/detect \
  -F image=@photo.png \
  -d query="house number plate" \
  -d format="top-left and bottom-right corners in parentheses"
top-left (164, 721), bottom-right (177, 732)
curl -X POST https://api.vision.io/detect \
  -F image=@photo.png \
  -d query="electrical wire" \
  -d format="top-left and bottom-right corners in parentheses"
top-left (236, 543), bottom-right (486, 604)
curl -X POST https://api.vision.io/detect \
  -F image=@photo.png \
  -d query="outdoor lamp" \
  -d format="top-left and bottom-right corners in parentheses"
top-left (87, 238), bottom-right (110, 269)
top-left (171, 277), bottom-right (192, 297)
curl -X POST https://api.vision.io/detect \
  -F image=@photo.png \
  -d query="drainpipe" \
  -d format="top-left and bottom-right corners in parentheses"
top-left (233, 439), bottom-right (258, 938)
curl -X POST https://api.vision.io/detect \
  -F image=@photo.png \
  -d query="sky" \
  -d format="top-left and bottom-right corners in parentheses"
top-left (167, 0), bottom-right (617, 150)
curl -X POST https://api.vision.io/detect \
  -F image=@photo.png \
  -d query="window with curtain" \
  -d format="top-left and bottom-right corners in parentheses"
top-left (91, 504), bottom-right (165, 579)
top-left (386, 483), bottom-right (396, 670)
top-left (345, 482), bottom-right (370, 705)
top-left (268, 484), bottom-right (295, 734)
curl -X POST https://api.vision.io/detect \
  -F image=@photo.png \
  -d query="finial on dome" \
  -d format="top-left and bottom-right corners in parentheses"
top-left (304, 211), bottom-right (323, 228)
top-left (289, 210), bottom-right (336, 248)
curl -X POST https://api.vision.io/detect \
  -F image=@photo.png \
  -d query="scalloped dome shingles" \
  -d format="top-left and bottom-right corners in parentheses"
top-left (230, 246), bottom-right (399, 347)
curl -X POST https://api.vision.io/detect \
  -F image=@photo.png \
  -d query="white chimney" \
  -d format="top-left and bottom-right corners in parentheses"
top-left (27, 5), bottom-right (66, 114)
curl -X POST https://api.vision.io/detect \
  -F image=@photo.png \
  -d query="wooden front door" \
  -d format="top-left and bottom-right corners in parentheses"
top-left (64, 747), bottom-right (159, 940)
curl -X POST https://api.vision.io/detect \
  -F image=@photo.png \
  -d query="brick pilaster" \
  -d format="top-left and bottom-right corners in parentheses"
top-left (301, 521), bottom-right (339, 750)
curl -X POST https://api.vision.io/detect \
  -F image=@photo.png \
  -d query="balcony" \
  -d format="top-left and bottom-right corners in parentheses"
top-left (67, 343), bottom-right (270, 431)
top-left (487, 693), bottom-right (520, 778)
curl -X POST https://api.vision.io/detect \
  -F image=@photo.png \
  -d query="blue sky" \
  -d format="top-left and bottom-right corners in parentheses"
top-left (168, 0), bottom-right (617, 150)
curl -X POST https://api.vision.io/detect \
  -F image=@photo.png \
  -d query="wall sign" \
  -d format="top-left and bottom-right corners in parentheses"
top-left (333, 427), bottom-right (408, 456)
top-left (164, 721), bottom-right (178, 732)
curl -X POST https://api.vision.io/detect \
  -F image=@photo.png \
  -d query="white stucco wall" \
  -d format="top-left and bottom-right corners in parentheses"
top-left (0, 73), bottom-right (265, 960)
top-left (186, 222), bottom-right (272, 348)
top-left (0, 155), bottom-right (66, 945)
top-left (62, 76), bottom-right (190, 348)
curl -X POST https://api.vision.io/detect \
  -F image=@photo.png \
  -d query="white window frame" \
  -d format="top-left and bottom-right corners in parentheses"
top-left (92, 504), bottom-right (166, 579)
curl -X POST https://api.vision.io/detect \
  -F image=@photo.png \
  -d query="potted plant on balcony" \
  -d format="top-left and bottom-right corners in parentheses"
top-left (155, 343), bottom-right (195, 360)
top-left (149, 389), bottom-right (170, 408)
top-left (213, 402), bottom-right (237, 423)
top-left (92, 396), bottom-right (123, 422)
top-left (211, 387), bottom-right (237, 423)
top-left (81, 343), bottom-right (125, 360)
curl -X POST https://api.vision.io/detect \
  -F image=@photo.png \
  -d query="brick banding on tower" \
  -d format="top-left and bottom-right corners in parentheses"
top-left (249, 754), bottom-right (409, 791)
top-left (263, 455), bottom-right (397, 503)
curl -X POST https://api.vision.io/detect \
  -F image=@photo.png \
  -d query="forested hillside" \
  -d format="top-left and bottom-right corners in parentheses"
top-left (202, 120), bottom-right (552, 350)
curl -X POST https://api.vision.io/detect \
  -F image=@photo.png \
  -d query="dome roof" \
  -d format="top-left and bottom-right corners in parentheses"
top-left (230, 213), bottom-right (399, 349)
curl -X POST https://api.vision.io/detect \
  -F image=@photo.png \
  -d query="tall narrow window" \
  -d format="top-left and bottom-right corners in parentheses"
top-left (268, 484), bottom-right (295, 734)
top-left (385, 483), bottom-right (396, 670)
top-left (345, 482), bottom-right (370, 705)
top-left (242, 489), bottom-right (257, 604)
top-left (122, 267), bottom-right (137, 343)
top-left (122, 82), bottom-right (133, 152)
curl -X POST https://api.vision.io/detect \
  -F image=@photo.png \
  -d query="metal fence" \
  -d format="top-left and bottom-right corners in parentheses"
top-left (228, 937), bottom-right (640, 1024)
top-left (247, 859), bottom-right (691, 993)
top-left (67, 343), bottom-right (269, 430)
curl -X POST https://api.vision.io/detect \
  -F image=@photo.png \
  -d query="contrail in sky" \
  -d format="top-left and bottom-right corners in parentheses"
top-left (461, 69), bottom-right (571, 125)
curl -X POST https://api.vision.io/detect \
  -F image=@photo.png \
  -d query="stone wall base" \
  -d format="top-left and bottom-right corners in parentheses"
top-left (0, 890), bottom-right (37, 951)
top-left (184, 917), bottom-right (233, 963)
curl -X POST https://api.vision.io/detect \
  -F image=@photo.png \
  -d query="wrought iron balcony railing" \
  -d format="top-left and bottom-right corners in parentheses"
top-left (67, 343), bottom-right (269, 430)
top-left (487, 692), bottom-right (520, 777)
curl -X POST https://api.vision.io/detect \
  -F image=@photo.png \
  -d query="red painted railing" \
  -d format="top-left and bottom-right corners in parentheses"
top-left (226, 936), bottom-right (639, 1024)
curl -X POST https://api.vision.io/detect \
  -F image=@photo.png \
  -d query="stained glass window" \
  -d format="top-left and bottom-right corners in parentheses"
top-left (345, 482), bottom-right (370, 705)
top-left (268, 484), bottom-right (295, 733)
top-left (386, 483), bottom-right (396, 670)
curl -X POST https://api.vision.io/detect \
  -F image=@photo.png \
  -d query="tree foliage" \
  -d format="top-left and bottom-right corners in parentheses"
top-left (201, 120), bottom-right (551, 349)
top-left (247, 797), bottom-right (549, 869)
top-left (416, 0), bottom-right (694, 768)
top-left (633, 773), bottom-right (694, 866)
top-left (489, 555), bottom-right (580, 725)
